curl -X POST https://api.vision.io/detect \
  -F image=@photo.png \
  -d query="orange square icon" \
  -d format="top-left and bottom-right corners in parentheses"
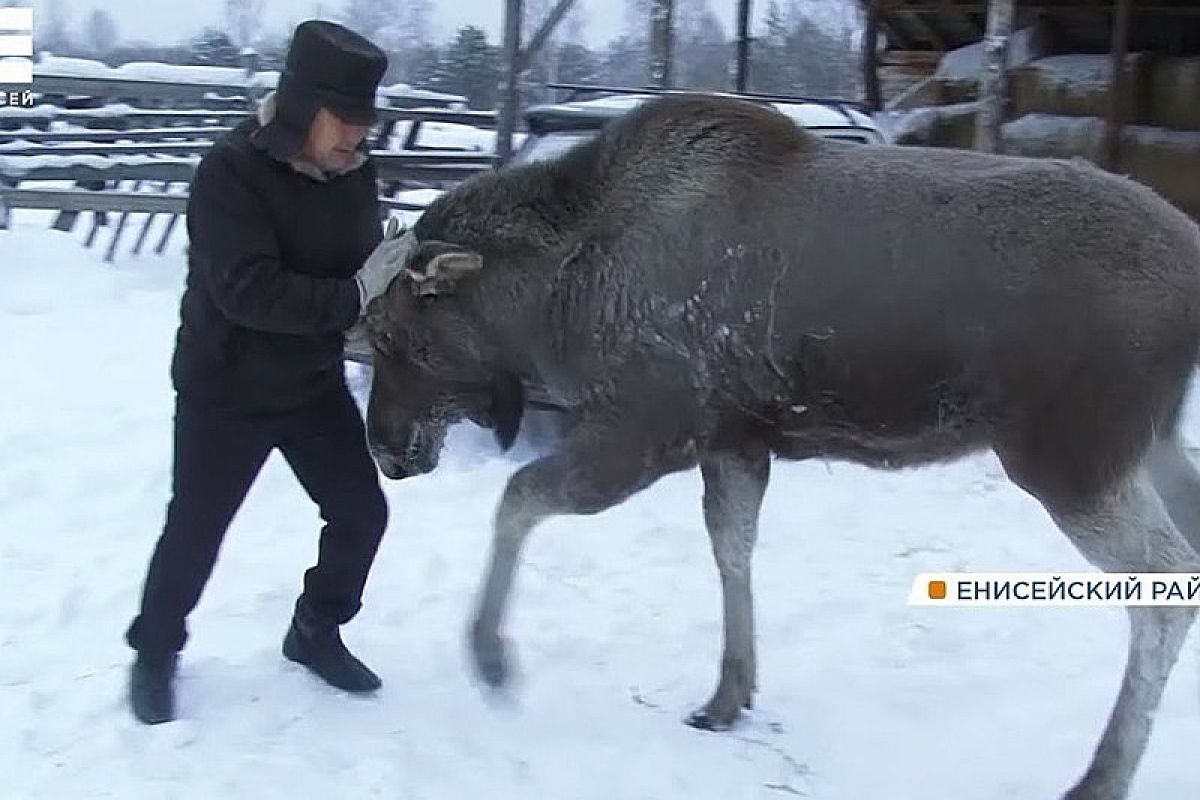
top-left (928, 580), bottom-right (948, 600)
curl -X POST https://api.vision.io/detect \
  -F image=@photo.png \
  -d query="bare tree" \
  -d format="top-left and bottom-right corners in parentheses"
top-left (36, 0), bottom-right (74, 55)
top-left (225, 0), bottom-right (265, 49)
top-left (83, 8), bottom-right (120, 57)
top-left (561, 2), bottom-right (587, 45)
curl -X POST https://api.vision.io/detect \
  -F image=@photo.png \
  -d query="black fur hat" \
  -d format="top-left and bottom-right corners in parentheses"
top-left (253, 20), bottom-right (388, 159)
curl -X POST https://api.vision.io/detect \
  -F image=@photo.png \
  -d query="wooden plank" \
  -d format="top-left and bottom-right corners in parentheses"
top-left (0, 141), bottom-right (212, 157)
top-left (375, 162), bottom-right (492, 183)
top-left (105, 180), bottom-right (144, 263)
top-left (374, 107), bottom-right (498, 129)
top-left (155, 211), bottom-right (181, 255)
top-left (1, 104), bottom-right (496, 132)
top-left (1103, 0), bottom-right (1133, 171)
top-left (900, 11), bottom-right (950, 49)
top-left (30, 73), bottom-right (465, 108)
top-left (0, 126), bottom-right (230, 143)
top-left (0, 186), bottom-right (189, 213)
top-left (32, 74), bottom-right (252, 103)
top-left (51, 181), bottom-right (83, 232)
top-left (0, 156), bottom-right (484, 186)
top-left (0, 108), bottom-right (248, 126)
top-left (132, 180), bottom-right (174, 255)
top-left (0, 149), bottom-right (491, 175)
top-left (1, 185), bottom-right (438, 216)
top-left (380, 196), bottom-right (434, 212)
top-left (83, 199), bottom-right (107, 248)
top-left (402, 119), bottom-right (423, 151)
top-left (974, 0), bottom-right (1015, 153)
top-left (0, 161), bottom-right (198, 183)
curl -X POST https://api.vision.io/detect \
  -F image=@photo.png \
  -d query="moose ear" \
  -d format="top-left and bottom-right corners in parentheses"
top-left (404, 242), bottom-right (484, 297)
top-left (489, 372), bottom-right (525, 452)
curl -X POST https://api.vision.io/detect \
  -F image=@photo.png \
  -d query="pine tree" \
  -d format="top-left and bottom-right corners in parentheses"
top-left (439, 26), bottom-right (500, 110)
top-left (554, 43), bottom-right (600, 86)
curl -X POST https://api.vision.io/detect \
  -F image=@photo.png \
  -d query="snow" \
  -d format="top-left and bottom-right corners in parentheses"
top-left (379, 82), bottom-right (466, 105)
top-left (1002, 113), bottom-right (1200, 153)
top-left (873, 101), bottom-right (980, 145)
top-left (394, 188), bottom-right (443, 207)
top-left (113, 62), bottom-right (252, 86)
top-left (390, 120), bottom-right (498, 153)
top-left (935, 26), bottom-right (1042, 80)
top-left (772, 102), bottom-right (861, 129)
top-left (33, 54), bottom-right (114, 79)
top-left (1, 213), bottom-right (1199, 799)
top-left (1024, 55), bottom-right (1123, 90)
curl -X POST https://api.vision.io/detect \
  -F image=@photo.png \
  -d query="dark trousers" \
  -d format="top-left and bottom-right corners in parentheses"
top-left (126, 381), bottom-right (389, 657)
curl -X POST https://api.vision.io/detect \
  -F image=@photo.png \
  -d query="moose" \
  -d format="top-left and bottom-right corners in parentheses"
top-left (360, 93), bottom-right (1200, 799)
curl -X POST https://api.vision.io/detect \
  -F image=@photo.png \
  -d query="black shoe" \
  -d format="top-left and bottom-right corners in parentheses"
top-left (282, 600), bottom-right (381, 694)
top-left (130, 652), bottom-right (177, 724)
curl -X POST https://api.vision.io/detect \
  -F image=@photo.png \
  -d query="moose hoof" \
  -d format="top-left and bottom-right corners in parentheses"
top-left (469, 629), bottom-right (512, 689)
top-left (685, 701), bottom-right (745, 732)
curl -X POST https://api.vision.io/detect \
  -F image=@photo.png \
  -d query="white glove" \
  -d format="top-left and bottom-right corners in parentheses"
top-left (354, 217), bottom-right (417, 311)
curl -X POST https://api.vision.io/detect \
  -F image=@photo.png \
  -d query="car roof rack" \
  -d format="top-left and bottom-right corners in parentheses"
top-left (543, 82), bottom-right (867, 124)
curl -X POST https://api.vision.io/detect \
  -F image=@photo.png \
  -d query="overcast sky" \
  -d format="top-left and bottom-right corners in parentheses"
top-left (17, 0), bottom-right (810, 50)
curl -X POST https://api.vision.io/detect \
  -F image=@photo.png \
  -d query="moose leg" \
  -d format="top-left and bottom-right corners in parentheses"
top-left (1145, 434), bottom-right (1200, 557)
top-left (687, 440), bottom-right (771, 731)
top-left (1003, 459), bottom-right (1200, 800)
top-left (469, 426), bottom-right (689, 688)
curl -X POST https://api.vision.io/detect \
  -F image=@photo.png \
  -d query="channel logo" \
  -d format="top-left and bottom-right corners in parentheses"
top-left (908, 572), bottom-right (1200, 606)
top-left (0, 7), bottom-right (34, 85)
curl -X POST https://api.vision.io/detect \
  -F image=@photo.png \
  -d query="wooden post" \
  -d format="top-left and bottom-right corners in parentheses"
top-left (973, 0), bottom-right (1014, 153)
top-left (1103, 0), bottom-right (1132, 172)
top-left (497, 0), bottom-right (523, 164)
top-left (649, 0), bottom-right (675, 88)
top-left (735, 0), bottom-right (752, 92)
top-left (241, 48), bottom-right (262, 111)
top-left (862, 0), bottom-right (883, 112)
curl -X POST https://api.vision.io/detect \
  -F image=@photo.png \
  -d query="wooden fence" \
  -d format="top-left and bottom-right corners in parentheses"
top-left (0, 70), bottom-right (506, 261)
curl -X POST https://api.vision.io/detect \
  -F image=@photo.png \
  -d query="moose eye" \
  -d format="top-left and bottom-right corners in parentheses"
top-left (373, 329), bottom-right (403, 357)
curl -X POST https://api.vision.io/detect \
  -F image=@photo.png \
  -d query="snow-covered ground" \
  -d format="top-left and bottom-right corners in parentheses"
top-left (1, 209), bottom-right (1199, 800)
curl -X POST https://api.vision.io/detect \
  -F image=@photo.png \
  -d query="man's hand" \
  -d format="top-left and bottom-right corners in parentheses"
top-left (354, 217), bottom-right (418, 311)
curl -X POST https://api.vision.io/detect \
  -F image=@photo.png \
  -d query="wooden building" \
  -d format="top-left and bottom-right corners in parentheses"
top-left (859, 0), bottom-right (1200, 220)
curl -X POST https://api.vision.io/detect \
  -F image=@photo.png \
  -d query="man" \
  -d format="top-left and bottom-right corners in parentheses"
top-left (124, 20), bottom-right (416, 725)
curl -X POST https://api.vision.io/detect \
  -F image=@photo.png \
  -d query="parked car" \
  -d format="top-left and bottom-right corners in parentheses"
top-left (510, 84), bottom-right (884, 167)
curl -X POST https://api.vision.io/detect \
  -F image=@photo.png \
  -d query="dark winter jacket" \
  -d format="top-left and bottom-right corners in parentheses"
top-left (170, 114), bottom-right (382, 414)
